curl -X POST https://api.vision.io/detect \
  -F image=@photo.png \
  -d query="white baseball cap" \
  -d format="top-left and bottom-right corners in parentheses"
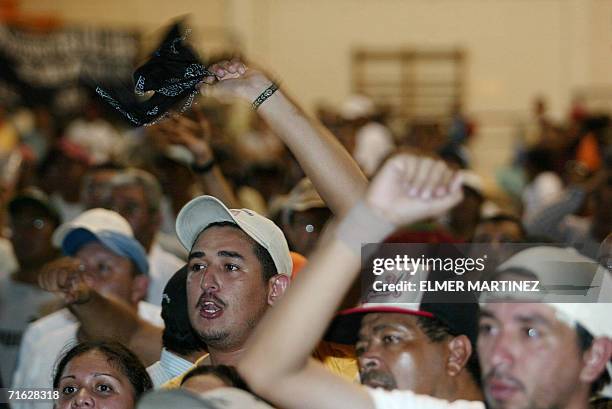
top-left (176, 195), bottom-right (293, 277)
top-left (52, 208), bottom-right (134, 247)
top-left (340, 94), bottom-right (375, 120)
top-left (51, 208), bottom-right (149, 275)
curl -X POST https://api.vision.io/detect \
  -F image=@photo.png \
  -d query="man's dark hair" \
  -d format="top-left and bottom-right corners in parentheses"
top-left (576, 323), bottom-right (611, 394)
top-left (53, 341), bottom-right (153, 400)
top-left (416, 316), bottom-right (481, 387)
top-left (180, 364), bottom-right (249, 391)
top-left (201, 221), bottom-right (277, 282)
top-left (161, 266), bottom-right (208, 356)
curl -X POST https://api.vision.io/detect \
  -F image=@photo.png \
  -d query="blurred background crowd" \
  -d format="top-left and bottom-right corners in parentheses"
top-left (0, 0), bottom-right (610, 408)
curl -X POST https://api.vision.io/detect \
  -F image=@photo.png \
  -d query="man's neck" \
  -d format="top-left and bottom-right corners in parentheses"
top-left (441, 373), bottom-right (484, 403)
top-left (558, 387), bottom-right (591, 409)
top-left (175, 350), bottom-right (207, 364)
top-left (207, 346), bottom-right (247, 366)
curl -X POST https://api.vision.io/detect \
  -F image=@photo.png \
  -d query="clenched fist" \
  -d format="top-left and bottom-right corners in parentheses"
top-left (199, 59), bottom-right (275, 103)
top-left (366, 154), bottom-right (464, 226)
top-left (38, 257), bottom-right (92, 305)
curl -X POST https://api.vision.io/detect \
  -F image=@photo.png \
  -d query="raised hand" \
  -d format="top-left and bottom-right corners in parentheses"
top-left (199, 59), bottom-right (274, 102)
top-left (38, 257), bottom-right (92, 305)
top-left (158, 110), bottom-right (214, 166)
top-left (366, 153), bottom-right (463, 226)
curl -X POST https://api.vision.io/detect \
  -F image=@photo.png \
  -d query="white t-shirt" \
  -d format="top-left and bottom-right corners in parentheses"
top-left (11, 301), bottom-right (162, 409)
top-left (147, 241), bottom-right (184, 306)
top-left (0, 278), bottom-right (59, 385)
top-left (522, 171), bottom-right (563, 222)
top-left (368, 388), bottom-right (485, 409)
top-left (353, 122), bottom-right (395, 177)
top-left (0, 238), bottom-right (17, 278)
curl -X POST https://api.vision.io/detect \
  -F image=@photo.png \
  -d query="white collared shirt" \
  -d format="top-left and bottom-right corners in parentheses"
top-left (147, 348), bottom-right (194, 388)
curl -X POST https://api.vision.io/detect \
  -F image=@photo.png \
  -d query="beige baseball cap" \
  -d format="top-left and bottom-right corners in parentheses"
top-left (283, 178), bottom-right (326, 213)
top-left (176, 195), bottom-right (293, 277)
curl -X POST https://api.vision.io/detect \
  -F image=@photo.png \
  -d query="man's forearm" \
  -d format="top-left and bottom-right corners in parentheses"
top-left (69, 292), bottom-right (162, 365)
top-left (257, 89), bottom-right (368, 216)
top-left (195, 166), bottom-right (241, 208)
top-left (239, 236), bottom-right (360, 387)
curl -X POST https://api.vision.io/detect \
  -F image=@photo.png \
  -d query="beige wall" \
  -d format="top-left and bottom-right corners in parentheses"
top-left (230, 0), bottom-right (607, 121)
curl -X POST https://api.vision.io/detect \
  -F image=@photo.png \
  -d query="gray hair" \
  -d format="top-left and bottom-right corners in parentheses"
top-left (109, 168), bottom-right (162, 213)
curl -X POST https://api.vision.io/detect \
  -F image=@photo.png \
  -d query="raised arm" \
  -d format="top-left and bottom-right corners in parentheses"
top-left (37, 257), bottom-right (163, 365)
top-left (158, 111), bottom-right (241, 208)
top-left (237, 154), bottom-right (463, 409)
top-left (200, 60), bottom-right (367, 217)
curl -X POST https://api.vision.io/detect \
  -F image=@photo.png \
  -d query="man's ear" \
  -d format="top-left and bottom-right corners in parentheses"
top-left (130, 275), bottom-right (150, 305)
top-left (579, 337), bottom-right (612, 384)
top-left (446, 335), bottom-right (473, 377)
top-left (267, 274), bottom-right (291, 305)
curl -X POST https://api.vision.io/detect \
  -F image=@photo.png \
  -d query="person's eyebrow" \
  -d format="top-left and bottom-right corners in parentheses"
top-left (371, 323), bottom-right (410, 334)
top-left (60, 375), bottom-right (76, 381)
top-left (188, 251), bottom-right (205, 261)
top-left (217, 250), bottom-right (244, 260)
top-left (93, 372), bottom-right (117, 378)
top-left (515, 314), bottom-right (553, 327)
top-left (478, 309), bottom-right (496, 320)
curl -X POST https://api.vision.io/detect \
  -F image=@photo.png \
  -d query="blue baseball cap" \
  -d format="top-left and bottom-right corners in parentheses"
top-left (62, 227), bottom-right (149, 276)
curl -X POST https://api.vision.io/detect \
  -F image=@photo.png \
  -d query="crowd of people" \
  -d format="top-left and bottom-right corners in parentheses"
top-left (0, 56), bottom-right (609, 409)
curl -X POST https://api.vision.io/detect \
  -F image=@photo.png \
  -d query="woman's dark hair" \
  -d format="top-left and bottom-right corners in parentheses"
top-left (53, 341), bottom-right (153, 400)
top-left (180, 364), bottom-right (249, 392)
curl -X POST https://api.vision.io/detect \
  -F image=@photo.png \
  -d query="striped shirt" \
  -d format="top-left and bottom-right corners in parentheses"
top-left (147, 348), bottom-right (195, 388)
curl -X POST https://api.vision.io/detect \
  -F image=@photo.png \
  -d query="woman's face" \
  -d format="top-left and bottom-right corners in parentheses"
top-left (56, 350), bottom-right (136, 409)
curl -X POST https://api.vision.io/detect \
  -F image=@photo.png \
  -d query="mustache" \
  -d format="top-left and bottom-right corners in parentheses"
top-left (196, 292), bottom-right (227, 309)
top-left (484, 368), bottom-right (525, 390)
top-left (360, 370), bottom-right (397, 390)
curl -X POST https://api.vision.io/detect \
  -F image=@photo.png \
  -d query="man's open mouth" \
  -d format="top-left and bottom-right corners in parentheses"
top-left (197, 298), bottom-right (225, 319)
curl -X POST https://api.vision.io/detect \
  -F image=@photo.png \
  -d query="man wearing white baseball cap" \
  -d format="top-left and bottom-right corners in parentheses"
top-left (175, 195), bottom-right (292, 370)
top-left (11, 209), bottom-right (163, 409)
top-left (161, 194), bottom-right (359, 388)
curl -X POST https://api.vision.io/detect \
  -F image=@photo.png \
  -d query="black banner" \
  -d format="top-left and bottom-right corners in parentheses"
top-left (0, 24), bottom-right (139, 114)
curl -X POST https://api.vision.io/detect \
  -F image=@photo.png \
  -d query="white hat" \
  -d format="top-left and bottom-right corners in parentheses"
top-left (176, 195), bottom-right (293, 277)
top-left (51, 208), bottom-right (149, 275)
top-left (283, 178), bottom-right (326, 213)
top-left (340, 94), bottom-right (375, 120)
top-left (495, 246), bottom-right (603, 302)
top-left (52, 208), bottom-right (134, 247)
